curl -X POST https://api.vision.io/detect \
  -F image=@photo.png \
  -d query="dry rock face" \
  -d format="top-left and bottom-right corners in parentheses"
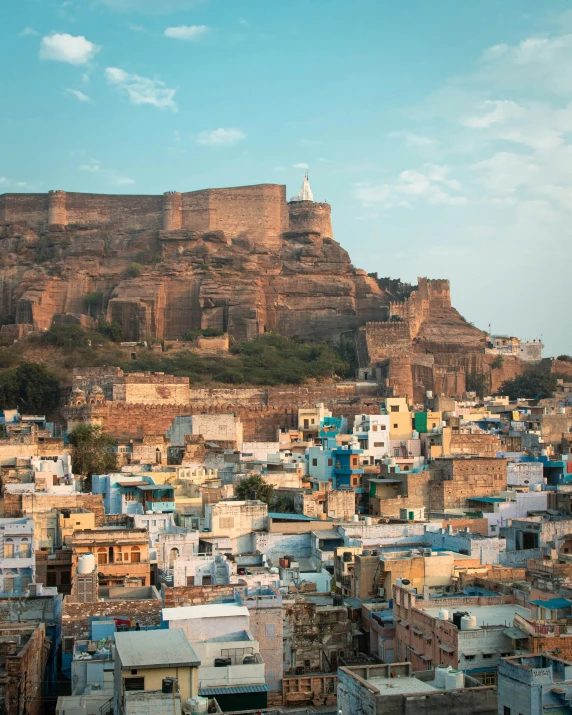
top-left (0, 183), bottom-right (513, 398)
top-left (0, 185), bottom-right (389, 342)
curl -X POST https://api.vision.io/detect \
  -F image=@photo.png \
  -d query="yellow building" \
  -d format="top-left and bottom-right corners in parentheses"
top-left (114, 629), bottom-right (200, 711)
top-left (383, 397), bottom-right (413, 441)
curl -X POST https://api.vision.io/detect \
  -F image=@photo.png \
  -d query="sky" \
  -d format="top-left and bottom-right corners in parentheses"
top-left (1, 0), bottom-right (571, 355)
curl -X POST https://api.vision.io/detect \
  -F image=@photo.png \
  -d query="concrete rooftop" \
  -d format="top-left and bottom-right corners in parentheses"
top-left (422, 603), bottom-right (531, 628)
top-left (368, 676), bottom-right (439, 695)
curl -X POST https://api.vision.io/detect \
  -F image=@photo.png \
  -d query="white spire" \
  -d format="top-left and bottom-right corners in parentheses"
top-left (290, 171), bottom-right (314, 202)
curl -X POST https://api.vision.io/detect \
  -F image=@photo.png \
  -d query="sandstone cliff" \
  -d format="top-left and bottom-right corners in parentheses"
top-left (0, 183), bottom-right (502, 399)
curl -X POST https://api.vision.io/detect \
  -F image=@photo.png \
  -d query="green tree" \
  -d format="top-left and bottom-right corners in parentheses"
top-left (498, 371), bottom-right (558, 400)
top-left (85, 291), bottom-right (103, 317)
top-left (491, 355), bottom-right (504, 369)
top-left (235, 474), bottom-right (274, 505)
top-left (0, 362), bottom-right (60, 413)
top-left (98, 321), bottom-right (123, 342)
top-left (272, 495), bottom-right (296, 513)
top-left (68, 424), bottom-right (117, 486)
top-left (125, 262), bottom-right (143, 278)
top-left (557, 355), bottom-right (572, 363)
top-left (466, 371), bottom-right (489, 399)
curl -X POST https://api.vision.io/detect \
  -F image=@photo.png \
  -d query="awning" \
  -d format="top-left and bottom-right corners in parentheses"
top-left (411, 627), bottom-right (423, 635)
top-left (409, 648), bottom-right (421, 656)
top-left (439, 644), bottom-right (455, 653)
top-left (199, 684), bottom-right (268, 696)
top-left (503, 627), bottom-right (528, 640)
top-left (400, 621), bottom-right (409, 628)
top-left (481, 650), bottom-right (499, 656)
top-left (420, 655), bottom-right (432, 661)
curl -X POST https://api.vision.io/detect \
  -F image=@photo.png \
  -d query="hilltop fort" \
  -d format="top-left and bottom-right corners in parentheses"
top-left (0, 178), bottom-right (531, 400)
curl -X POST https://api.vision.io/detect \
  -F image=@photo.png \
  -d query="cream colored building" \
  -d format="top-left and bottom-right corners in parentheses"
top-left (114, 629), bottom-right (200, 713)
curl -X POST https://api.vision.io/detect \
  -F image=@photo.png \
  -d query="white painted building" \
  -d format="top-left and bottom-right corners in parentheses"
top-left (204, 500), bottom-right (267, 540)
top-left (352, 413), bottom-right (391, 465)
top-left (0, 518), bottom-right (34, 596)
top-left (166, 414), bottom-right (243, 449)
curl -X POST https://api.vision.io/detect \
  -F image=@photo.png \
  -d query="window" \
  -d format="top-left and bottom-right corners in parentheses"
top-left (46, 572), bottom-right (57, 587)
top-left (380, 424), bottom-right (386, 430)
top-left (464, 654), bottom-right (475, 661)
top-left (130, 546), bottom-right (141, 563)
top-left (328, 459), bottom-right (333, 467)
top-left (393, 424), bottom-right (398, 429)
top-left (63, 637), bottom-right (75, 654)
top-left (374, 442), bottom-right (384, 447)
top-left (4, 577), bottom-right (14, 593)
top-left (4, 539), bottom-right (14, 558)
top-left (130, 669), bottom-right (138, 675)
top-left (21, 577), bottom-right (31, 592)
top-left (60, 571), bottom-right (71, 585)
top-left (503, 708), bottom-right (511, 715)
top-left (124, 677), bottom-right (145, 691)
top-left (312, 459), bottom-right (318, 466)
top-left (372, 425), bottom-right (378, 432)
top-left (351, 457), bottom-right (358, 467)
top-left (391, 406), bottom-right (399, 412)
top-left (97, 548), bottom-right (107, 565)
top-left (482, 653), bottom-right (494, 659)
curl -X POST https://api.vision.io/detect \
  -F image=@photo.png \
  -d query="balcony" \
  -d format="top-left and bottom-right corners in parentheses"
top-left (199, 653), bottom-right (265, 689)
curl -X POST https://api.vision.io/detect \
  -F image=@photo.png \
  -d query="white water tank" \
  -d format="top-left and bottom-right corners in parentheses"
top-left (461, 615), bottom-right (478, 630)
top-left (445, 670), bottom-right (464, 690)
top-left (439, 609), bottom-right (449, 621)
top-left (531, 483), bottom-right (542, 492)
top-left (426, 391), bottom-right (433, 399)
top-left (351, 514), bottom-right (360, 522)
top-left (187, 696), bottom-right (208, 715)
top-left (412, 431), bottom-right (419, 440)
top-left (435, 665), bottom-right (450, 689)
top-left (78, 553), bottom-right (95, 574)
top-left (365, 517), bottom-right (373, 526)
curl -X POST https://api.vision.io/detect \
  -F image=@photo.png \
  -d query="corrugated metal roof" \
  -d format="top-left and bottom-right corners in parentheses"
top-left (531, 598), bottom-right (572, 609)
top-left (198, 684), bottom-right (268, 696)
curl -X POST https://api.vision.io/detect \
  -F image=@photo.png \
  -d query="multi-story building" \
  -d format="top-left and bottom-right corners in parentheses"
top-left (352, 413), bottom-right (391, 465)
top-left (72, 528), bottom-right (151, 587)
top-left (498, 654), bottom-right (572, 715)
top-left (0, 623), bottom-right (50, 715)
top-left (0, 518), bottom-right (34, 596)
top-left (393, 583), bottom-right (530, 685)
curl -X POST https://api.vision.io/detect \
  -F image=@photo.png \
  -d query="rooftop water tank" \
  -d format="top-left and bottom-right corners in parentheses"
top-left (78, 553), bottom-right (95, 574)
top-left (445, 670), bottom-right (464, 690)
top-left (412, 430), bottom-right (419, 440)
top-left (426, 391), bottom-right (433, 399)
top-left (531, 483), bottom-right (542, 492)
top-left (439, 609), bottom-right (449, 622)
top-left (435, 665), bottom-right (450, 689)
top-left (365, 517), bottom-right (373, 526)
top-left (187, 697), bottom-right (209, 715)
top-left (461, 615), bottom-right (478, 630)
top-left (351, 514), bottom-right (360, 522)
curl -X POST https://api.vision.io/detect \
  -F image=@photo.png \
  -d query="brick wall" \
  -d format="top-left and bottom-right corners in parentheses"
top-left (430, 458), bottom-right (507, 510)
top-left (61, 596), bottom-right (162, 639)
top-left (4, 491), bottom-right (104, 519)
top-left (162, 584), bottom-right (235, 608)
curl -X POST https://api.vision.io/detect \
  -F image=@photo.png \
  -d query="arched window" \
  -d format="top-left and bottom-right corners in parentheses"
top-left (168, 548), bottom-right (179, 569)
top-left (97, 547), bottom-right (107, 565)
top-left (19, 538), bottom-right (30, 558)
top-left (108, 546), bottom-right (114, 564)
top-left (131, 546), bottom-right (141, 564)
top-left (4, 539), bottom-right (14, 559)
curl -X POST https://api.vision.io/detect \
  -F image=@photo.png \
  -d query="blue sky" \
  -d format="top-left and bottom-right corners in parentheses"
top-left (1, 0), bottom-right (571, 354)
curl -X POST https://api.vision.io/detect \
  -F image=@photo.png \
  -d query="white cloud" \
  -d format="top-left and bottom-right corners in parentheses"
top-left (196, 128), bottom-right (245, 146)
top-left (104, 67), bottom-right (177, 111)
top-left (110, 175), bottom-right (135, 186)
top-left (239, 18), bottom-right (249, 27)
top-left (355, 164), bottom-right (466, 210)
top-left (19, 27), bottom-right (38, 37)
top-left (293, 163), bottom-right (309, 169)
top-left (40, 33), bottom-right (100, 65)
top-left (65, 88), bottom-right (91, 102)
top-left (0, 177), bottom-right (31, 188)
top-left (79, 160), bottom-right (100, 172)
top-left (390, 131), bottom-right (436, 147)
top-left (463, 100), bottom-right (526, 128)
top-left (97, 0), bottom-right (204, 13)
top-left (164, 25), bottom-right (209, 40)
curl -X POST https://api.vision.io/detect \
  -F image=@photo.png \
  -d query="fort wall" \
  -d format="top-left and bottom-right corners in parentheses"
top-left (1, 185), bottom-right (328, 250)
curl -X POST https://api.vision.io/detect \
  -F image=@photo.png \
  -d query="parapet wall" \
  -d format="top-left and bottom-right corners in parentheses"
top-left (1, 184), bottom-right (293, 248)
